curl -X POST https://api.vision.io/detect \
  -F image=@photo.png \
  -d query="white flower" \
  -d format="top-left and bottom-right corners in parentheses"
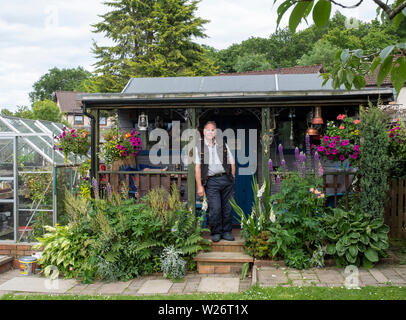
top-left (257, 181), bottom-right (266, 198)
top-left (202, 195), bottom-right (208, 211)
top-left (269, 207), bottom-right (276, 223)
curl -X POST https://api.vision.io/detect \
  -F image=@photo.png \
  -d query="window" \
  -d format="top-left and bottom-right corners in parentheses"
top-left (100, 117), bottom-right (106, 126)
top-left (74, 115), bottom-right (84, 125)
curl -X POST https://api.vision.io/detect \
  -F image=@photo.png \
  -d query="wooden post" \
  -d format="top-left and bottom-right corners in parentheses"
top-left (261, 107), bottom-right (271, 186)
top-left (187, 107), bottom-right (196, 215)
top-left (94, 109), bottom-right (100, 185)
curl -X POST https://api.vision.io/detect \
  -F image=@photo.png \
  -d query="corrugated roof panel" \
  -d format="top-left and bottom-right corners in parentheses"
top-left (275, 74), bottom-right (335, 91)
top-left (123, 75), bottom-right (277, 94)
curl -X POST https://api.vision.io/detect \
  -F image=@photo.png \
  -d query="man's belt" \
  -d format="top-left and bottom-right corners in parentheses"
top-left (208, 173), bottom-right (225, 178)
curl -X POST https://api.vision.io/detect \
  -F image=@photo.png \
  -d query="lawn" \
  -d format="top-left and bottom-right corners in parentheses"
top-left (1, 285), bottom-right (406, 300)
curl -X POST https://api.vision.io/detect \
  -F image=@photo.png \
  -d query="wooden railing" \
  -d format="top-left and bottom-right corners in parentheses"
top-left (385, 178), bottom-right (406, 239)
top-left (99, 170), bottom-right (188, 198)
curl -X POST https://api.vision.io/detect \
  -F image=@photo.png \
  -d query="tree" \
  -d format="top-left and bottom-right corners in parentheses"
top-left (29, 67), bottom-right (91, 102)
top-left (298, 38), bottom-right (340, 72)
top-left (0, 109), bottom-right (13, 116)
top-left (32, 100), bottom-right (64, 123)
top-left (273, 0), bottom-right (406, 95)
top-left (13, 106), bottom-right (34, 119)
top-left (88, 0), bottom-right (218, 93)
top-left (235, 53), bottom-right (274, 72)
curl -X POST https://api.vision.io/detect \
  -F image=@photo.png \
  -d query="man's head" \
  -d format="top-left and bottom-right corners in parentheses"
top-left (203, 121), bottom-right (216, 141)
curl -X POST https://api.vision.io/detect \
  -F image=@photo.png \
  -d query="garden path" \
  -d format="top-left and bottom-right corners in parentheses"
top-left (0, 264), bottom-right (406, 296)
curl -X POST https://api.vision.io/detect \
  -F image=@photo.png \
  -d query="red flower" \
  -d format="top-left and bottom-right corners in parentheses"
top-left (337, 114), bottom-right (346, 120)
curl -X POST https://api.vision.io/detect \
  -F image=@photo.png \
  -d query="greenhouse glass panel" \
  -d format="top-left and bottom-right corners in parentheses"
top-left (0, 115), bottom-right (86, 242)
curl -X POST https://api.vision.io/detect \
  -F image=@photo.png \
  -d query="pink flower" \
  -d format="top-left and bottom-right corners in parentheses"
top-left (337, 114), bottom-right (347, 120)
top-left (354, 144), bottom-right (360, 151)
top-left (340, 140), bottom-right (349, 146)
top-left (334, 136), bottom-right (340, 141)
top-left (339, 155), bottom-right (346, 161)
top-left (323, 136), bottom-right (329, 142)
top-left (326, 150), bottom-right (331, 155)
top-left (353, 120), bottom-right (360, 125)
top-left (72, 134), bottom-right (77, 137)
top-left (332, 149), bottom-right (338, 155)
top-left (317, 146), bottom-right (325, 152)
top-left (329, 142), bottom-right (336, 148)
top-left (123, 151), bottom-right (128, 157)
top-left (339, 125), bottom-right (345, 130)
top-left (350, 154), bottom-right (358, 159)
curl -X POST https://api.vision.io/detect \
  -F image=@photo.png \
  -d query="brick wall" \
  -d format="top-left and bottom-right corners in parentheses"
top-left (0, 243), bottom-right (42, 269)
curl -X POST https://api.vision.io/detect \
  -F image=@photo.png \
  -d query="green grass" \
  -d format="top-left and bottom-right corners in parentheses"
top-left (2, 285), bottom-right (406, 300)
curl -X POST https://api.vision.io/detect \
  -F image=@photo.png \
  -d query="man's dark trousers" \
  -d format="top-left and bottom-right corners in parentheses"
top-left (205, 175), bottom-right (234, 235)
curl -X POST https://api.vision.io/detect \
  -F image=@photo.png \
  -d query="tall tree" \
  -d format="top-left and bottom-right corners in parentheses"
top-left (89, 0), bottom-right (218, 93)
top-left (29, 67), bottom-right (91, 102)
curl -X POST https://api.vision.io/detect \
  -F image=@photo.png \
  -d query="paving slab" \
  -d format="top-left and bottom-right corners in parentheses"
top-left (197, 277), bottom-right (239, 293)
top-left (377, 267), bottom-right (406, 284)
top-left (315, 269), bottom-right (344, 285)
top-left (138, 280), bottom-right (173, 294)
top-left (257, 268), bottom-right (288, 285)
top-left (98, 280), bottom-right (133, 295)
top-left (369, 269), bottom-right (388, 284)
top-left (0, 277), bottom-right (76, 294)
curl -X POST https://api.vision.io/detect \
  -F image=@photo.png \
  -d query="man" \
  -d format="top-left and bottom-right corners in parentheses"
top-left (195, 121), bottom-right (236, 242)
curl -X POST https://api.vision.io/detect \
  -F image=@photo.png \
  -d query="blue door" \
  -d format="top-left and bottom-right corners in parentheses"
top-left (216, 116), bottom-right (257, 225)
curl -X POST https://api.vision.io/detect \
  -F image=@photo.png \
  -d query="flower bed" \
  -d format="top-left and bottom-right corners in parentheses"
top-left (34, 182), bottom-right (209, 283)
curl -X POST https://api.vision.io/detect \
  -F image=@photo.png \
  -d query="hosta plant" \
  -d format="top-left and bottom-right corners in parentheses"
top-left (323, 208), bottom-right (390, 269)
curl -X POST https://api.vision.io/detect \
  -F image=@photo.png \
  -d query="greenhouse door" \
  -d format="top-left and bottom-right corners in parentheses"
top-left (0, 137), bottom-right (17, 242)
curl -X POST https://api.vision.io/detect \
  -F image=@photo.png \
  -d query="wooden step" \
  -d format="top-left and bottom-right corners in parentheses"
top-left (202, 229), bottom-right (247, 253)
top-left (0, 256), bottom-right (14, 274)
top-left (194, 251), bottom-right (254, 274)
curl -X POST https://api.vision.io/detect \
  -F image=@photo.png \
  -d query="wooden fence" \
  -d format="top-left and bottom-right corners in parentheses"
top-left (384, 178), bottom-right (406, 239)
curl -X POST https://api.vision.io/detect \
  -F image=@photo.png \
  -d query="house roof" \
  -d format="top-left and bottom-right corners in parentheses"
top-left (218, 64), bottom-right (324, 76)
top-left (54, 91), bottom-right (84, 113)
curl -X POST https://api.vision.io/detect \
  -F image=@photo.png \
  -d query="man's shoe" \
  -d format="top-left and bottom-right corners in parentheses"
top-left (211, 234), bottom-right (221, 242)
top-left (221, 232), bottom-right (234, 241)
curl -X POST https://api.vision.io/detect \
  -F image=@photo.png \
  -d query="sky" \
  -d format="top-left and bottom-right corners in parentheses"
top-left (0, 0), bottom-right (379, 112)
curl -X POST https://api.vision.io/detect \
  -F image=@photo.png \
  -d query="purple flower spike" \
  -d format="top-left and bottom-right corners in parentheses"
top-left (314, 151), bottom-right (319, 163)
top-left (106, 183), bottom-right (112, 200)
top-left (276, 175), bottom-right (281, 193)
top-left (92, 177), bottom-right (99, 199)
top-left (268, 158), bottom-right (273, 171)
top-left (278, 144), bottom-right (283, 155)
top-left (295, 147), bottom-right (300, 161)
top-left (305, 134), bottom-right (310, 148)
top-left (318, 163), bottom-right (324, 177)
top-left (281, 159), bottom-right (286, 177)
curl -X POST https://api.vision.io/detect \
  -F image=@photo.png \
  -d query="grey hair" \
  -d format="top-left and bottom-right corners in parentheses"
top-left (204, 121), bottom-right (216, 129)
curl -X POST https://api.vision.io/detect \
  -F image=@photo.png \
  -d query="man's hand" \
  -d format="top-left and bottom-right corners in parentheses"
top-left (197, 185), bottom-right (205, 197)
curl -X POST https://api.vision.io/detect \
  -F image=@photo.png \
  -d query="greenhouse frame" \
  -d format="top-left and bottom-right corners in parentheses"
top-left (0, 115), bottom-right (83, 243)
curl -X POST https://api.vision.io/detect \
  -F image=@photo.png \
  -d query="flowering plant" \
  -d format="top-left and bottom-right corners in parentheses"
top-left (314, 114), bottom-right (361, 166)
top-left (99, 129), bottom-right (142, 165)
top-left (388, 118), bottom-right (406, 178)
top-left (54, 127), bottom-right (90, 161)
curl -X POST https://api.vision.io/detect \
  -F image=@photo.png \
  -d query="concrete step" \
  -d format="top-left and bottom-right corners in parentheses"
top-left (194, 251), bottom-right (254, 274)
top-left (0, 255), bottom-right (14, 274)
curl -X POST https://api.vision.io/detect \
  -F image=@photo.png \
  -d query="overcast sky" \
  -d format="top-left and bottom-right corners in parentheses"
top-left (0, 0), bottom-right (378, 112)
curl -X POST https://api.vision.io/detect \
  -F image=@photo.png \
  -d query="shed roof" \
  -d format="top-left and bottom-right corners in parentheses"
top-left (218, 64), bottom-right (324, 76)
top-left (80, 73), bottom-right (394, 108)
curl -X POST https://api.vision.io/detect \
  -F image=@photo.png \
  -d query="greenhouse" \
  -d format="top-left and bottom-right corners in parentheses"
top-left (0, 115), bottom-right (85, 243)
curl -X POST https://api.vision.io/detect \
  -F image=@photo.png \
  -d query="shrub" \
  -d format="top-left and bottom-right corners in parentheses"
top-left (160, 246), bottom-right (186, 280)
top-left (323, 207), bottom-right (390, 269)
top-left (357, 103), bottom-right (391, 217)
